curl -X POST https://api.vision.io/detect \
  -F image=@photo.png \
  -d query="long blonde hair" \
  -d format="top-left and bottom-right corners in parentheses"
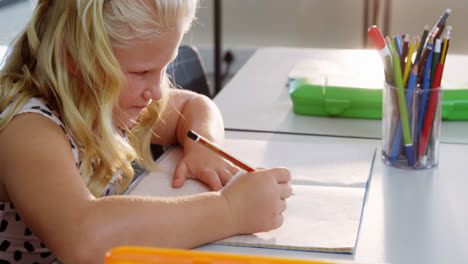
top-left (0, 0), bottom-right (198, 197)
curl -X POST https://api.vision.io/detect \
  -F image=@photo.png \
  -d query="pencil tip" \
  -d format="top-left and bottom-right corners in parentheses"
top-left (187, 130), bottom-right (198, 140)
top-left (444, 26), bottom-right (453, 39)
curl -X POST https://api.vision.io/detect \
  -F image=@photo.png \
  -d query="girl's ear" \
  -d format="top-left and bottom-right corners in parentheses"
top-left (67, 52), bottom-right (79, 75)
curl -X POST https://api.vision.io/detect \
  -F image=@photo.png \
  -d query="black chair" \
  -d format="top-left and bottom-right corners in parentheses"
top-left (167, 45), bottom-right (213, 98)
top-left (150, 45), bottom-right (211, 160)
top-left (0, 0), bottom-right (24, 9)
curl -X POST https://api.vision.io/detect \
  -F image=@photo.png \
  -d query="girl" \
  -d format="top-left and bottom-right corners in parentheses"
top-left (0, 0), bottom-right (292, 263)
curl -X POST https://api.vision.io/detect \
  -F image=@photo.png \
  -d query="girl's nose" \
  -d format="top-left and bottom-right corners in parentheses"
top-left (142, 75), bottom-right (163, 101)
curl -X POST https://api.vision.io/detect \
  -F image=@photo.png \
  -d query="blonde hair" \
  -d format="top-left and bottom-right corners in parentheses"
top-left (0, 0), bottom-right (198, 197)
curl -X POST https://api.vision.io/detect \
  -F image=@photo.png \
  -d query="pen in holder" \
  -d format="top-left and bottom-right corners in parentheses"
top-left (369, 10), bottom-right (451, 170)
top-left (382, 82), bottom-right (443, 169)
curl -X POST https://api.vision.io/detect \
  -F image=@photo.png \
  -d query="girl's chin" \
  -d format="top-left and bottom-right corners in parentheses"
top-left (115, 117), bottom-right (138, 131)
top-left (114, 109), bottom-right (143, 130)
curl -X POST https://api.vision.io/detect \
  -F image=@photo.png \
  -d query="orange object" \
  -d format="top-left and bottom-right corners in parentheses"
top-left (105, 247), bottom-right (342, 264)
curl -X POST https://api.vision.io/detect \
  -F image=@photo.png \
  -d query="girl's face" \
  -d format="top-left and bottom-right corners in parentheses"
top-left (112, 27), bottom-right (183, 129)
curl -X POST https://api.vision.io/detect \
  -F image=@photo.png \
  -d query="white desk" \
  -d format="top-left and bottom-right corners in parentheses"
top-left (130, 130), bottom-right (468, 263)
top-left (190, 131), bottom-right (468, 264)
top-left (214, 47), bottom-right (468, 144)
top-left (210, 47), bottom-right (468, 263)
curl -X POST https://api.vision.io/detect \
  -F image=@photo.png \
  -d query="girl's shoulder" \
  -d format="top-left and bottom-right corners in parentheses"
top-left (0, 97), bottom-right (79, 163)
top-left (5, 97), bottom-right (62, 126)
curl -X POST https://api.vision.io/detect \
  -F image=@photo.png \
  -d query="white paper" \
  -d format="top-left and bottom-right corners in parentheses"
top-left (127, 137), bottom-right (375, 253)
top-left (216, 185), bottom-right (365, 253)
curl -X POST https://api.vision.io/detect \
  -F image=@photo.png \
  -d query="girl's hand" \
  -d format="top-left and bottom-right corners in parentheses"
top-left (220, 167), bottom-right (293, 234)
top-left (172, 141), bottom-right (240, 191)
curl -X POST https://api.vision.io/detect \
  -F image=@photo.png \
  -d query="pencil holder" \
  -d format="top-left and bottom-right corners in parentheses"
top-left (382, 82), bottom-right (443, 169)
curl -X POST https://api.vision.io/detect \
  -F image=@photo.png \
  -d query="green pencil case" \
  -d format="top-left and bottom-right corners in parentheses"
top-left (289, 78), bottom-right (468, 120)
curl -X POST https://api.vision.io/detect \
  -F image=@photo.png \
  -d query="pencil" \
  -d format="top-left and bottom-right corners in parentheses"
top-left (391, 36), bottom-right (399, 55)
top-left (440, 26), bottom-right (452, 64)
top-left (400, 34), bottom-right (409, 71)
top-left (418, 63), bottom-right (444, 163)
top-left (392, 50), bottom-right (415, 166)
top-left (440, 38), bottom-right (449, 65)
top-left (394, 35), bottom-right (403, 56)
top-left (385, 36), bottom-right (394, 54)
top-left (403, 37), bottom-right (416, 85)
top-left (385, 55), bottom-right (394, 85)
top-left (187, 130), bottom-right (255, 172)
top-left (389, 65), bottom-right (418, 162)
top-left (430, 38), bottom-right (442, 88)
top-left (417, 47), bottom-right (434, 139)
top-left (416, 38), bottom-right (433, 86)
top-left (429, 8), bottom-right (451, 40)
top-left (415, 25), bottom-right (430, 63)
top-left (415, 36), bottom-right (421, 56)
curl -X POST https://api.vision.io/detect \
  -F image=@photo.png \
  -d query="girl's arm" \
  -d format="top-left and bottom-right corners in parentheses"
top-left (0, 113), bottom-right (291, 264)
top-left (151, 88), bottom-right (223, 147)
top-left (151, 89), bottom-right (238, 190)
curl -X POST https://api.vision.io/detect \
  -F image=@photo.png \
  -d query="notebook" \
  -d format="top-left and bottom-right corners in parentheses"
top-left (126, 133), bottom-right (376, 253)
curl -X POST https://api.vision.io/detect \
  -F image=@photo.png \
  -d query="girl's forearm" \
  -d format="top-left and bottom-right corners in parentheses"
top-left (61, 192), bottom-right (235, 263)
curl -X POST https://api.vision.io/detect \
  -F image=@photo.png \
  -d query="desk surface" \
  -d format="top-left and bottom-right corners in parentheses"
top-left (214, 47), bottom-right (468, 144)
top-left (195, 130), bottom-right (468, 264)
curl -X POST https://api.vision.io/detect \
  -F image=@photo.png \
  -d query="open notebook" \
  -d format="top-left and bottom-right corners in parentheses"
top-left (126, 133), bottom-right (376, 254)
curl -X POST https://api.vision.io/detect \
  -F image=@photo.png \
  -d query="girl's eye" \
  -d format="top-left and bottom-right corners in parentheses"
top-left (133, 71), bottom-right (148, 76)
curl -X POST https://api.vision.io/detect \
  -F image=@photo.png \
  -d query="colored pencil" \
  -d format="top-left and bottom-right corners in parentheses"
top-left (187, 130), bottom-right (255, 172)
top-left (389, 65), bottom-right (418, 162)
top-left (415, 25), bottom-right (430, 63)
top-left (417, 47), bottom-right (434, 139)
top-left (392, 50), bottom-right (415, 166)
top-left (385, 55), bottom-right (394, 85)
top-left (429, 8), bottom-right (452, 41)
top-left (416, 39), bottom-right (433, 86)
top-left (418, 63), bottom-right (444, 163)
top-left (394, 35), bottom-right (403, 56)
top-left (430, 39), bottom-right (442, 88)
top-left (440, 26), bottom-right (452, 64)
top-left (385, 36), bottom-right (395, 54)
top-left (400, 34), bottom-right (409, 70)
top-left (403, 37), bottom-right (416, 85)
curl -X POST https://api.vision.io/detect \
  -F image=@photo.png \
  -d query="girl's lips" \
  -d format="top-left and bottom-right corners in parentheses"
top-left (130, 106), bottom-right (145, 115)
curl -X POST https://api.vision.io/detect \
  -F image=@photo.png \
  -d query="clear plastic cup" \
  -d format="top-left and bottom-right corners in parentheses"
top-left (381, 82), bottom-right (443, 169)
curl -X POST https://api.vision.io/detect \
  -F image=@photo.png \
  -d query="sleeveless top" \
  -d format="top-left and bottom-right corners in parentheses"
top-left (0, 97), bottom-right (122, 263)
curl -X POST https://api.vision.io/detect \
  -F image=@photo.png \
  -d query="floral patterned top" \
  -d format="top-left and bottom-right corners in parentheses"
top-left (0, 97), bottom-right (122, 263)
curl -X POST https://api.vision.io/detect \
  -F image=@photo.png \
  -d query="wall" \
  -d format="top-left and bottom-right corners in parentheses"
top-left (1, 0), bottom-right (466, 85)
top-left (183, 0), bottom-right (468, 78)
